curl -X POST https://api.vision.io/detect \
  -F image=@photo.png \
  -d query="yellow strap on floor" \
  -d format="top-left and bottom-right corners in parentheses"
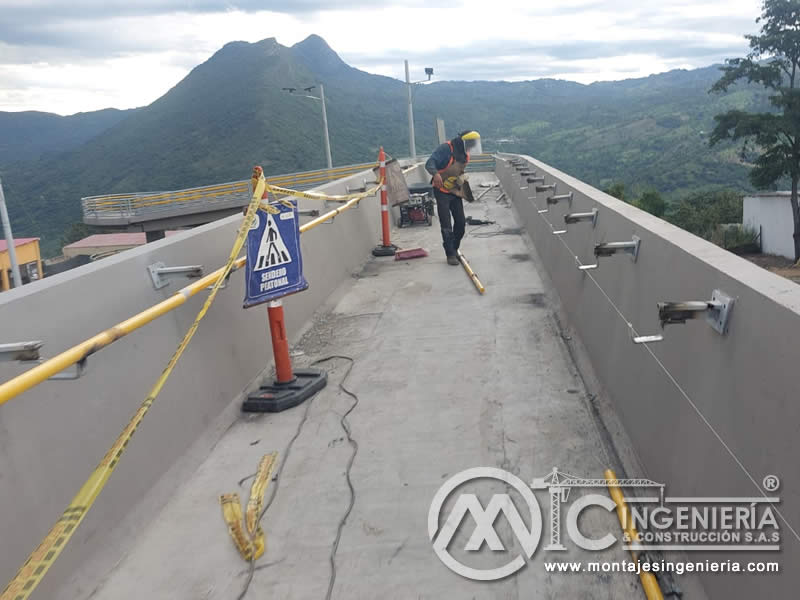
top-left (0, 174), bottom-right (268, 600)
top-left (220, 453), bottom-right (278, 561)
top-left (221, 494), bottom-right (262, 561)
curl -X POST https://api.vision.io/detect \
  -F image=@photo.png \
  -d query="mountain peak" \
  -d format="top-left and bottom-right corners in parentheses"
top-left (293, 34), bottom-right (333, 52)
top-left (291, 35), bottom-right (348, 76)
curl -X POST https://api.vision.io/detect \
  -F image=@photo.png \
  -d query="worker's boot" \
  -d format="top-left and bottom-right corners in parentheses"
top-left (447, 255), bottom-right (459, 266)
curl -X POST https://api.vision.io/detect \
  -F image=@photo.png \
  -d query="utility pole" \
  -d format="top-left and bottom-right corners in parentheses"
top-left (405, 60), bottom-right (416, 160)
top-left (0, 177), bottom-right (22, 289)
top-left (319, 83), bottom-right (333, 170)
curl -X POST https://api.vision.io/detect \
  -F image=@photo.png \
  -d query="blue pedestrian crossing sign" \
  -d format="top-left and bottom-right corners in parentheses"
top-left (244, 201), bottom-right (308, 308)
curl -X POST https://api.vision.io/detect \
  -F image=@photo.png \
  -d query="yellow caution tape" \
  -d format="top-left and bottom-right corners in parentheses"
top-left (220, 453), bottom-right (278, 561)
top-left (0, 173), bottom-right (268, 600)
top-left (221, 494), bottom-right (259, 560)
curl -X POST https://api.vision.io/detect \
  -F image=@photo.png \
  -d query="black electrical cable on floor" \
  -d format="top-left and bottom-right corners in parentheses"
top-left (237, 355), bottom-right (359, 600)
top-left (310, 356), bottom-right (359, 600)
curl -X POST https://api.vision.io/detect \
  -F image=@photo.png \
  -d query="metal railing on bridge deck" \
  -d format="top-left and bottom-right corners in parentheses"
top-left (81, 162), bottom-right (379, 224)
top-left (80, 156), bottom-right (496, 226)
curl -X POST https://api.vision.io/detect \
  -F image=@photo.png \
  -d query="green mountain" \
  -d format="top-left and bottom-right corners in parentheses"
top-left (0, 35), bottom-right (766, 257)
top-left (0, 108), bottom-right (137, 165)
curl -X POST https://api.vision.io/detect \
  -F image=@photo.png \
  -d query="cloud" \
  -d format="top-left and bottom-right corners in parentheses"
top-left (0, 0), bottom-right (763, 113)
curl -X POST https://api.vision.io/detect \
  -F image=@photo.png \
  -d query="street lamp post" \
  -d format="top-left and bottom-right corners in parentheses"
top-left (404, 61), bottom-right (434, 161)
top-left (283, 84), bottom-right (333, 170)
top-left (405, 60), bottom-right (416, 160)
top-left (318, 84), bottom-right (332, 171)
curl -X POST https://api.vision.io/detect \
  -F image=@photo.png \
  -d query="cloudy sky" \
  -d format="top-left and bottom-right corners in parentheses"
top-left (0, 0), bottom-right (761, 115)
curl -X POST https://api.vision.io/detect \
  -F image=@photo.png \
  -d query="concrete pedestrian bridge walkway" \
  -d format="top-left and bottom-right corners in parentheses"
top-left (5, 157), bottom-right (795, 600)
top-left (86, 174), bottom-right (651, 599)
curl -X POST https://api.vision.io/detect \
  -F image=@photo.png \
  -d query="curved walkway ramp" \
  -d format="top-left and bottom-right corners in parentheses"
top-left (81, 163), bottom-right (380, 232)
top-left (81, 156), bottom-right (497, 234)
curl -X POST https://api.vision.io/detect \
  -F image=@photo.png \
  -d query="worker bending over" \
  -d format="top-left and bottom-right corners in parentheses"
top-left (425, 131), bottom-right (481, 265)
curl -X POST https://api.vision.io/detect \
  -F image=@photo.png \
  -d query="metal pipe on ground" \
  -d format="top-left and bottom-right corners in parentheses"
top-left (605, 469), bottom-right (664, 600)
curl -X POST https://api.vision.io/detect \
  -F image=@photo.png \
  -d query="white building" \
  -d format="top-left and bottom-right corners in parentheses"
top-left (743, 192), bottom-right (797, 259)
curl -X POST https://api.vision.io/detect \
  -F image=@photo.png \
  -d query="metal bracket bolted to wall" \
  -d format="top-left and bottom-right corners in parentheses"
top-left (594, 235), bottom-right (641, 262)
top-left (536, 183), bottom-right (557, 194)
top-left (40, 358), bottom-right (87, 380)
top-left (657, 289), bottom-right (735, 335)
top-left (565, 209), bottom-right (599, 228)
top-left (0, 341), bottom-right (88, 379)
top-left (298, 209), bottom-right (321, 217)
top-left (547, 192), bottom-right (573, 207)
top-left (0, 341), bottom-right (43, 362)
top-left (344, 179), bottom-right (373, 207)
top-left (148, 262), bottom-right (204, 290)
top-left (207, 271), bottom-right (232, 291)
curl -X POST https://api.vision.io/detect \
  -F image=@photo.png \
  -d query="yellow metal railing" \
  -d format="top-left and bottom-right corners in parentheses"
top-left (81, 163), bottom-right (378, 219)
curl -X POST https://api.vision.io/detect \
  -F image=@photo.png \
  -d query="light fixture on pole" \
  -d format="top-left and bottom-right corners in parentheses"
top-left (282, 84), bottom-right (333, 169)
top-left (404, 61), bottom-right (434, 160)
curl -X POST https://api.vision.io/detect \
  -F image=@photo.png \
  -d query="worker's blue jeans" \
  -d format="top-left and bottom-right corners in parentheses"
top-left (434, 188), bottom-right (465, 257)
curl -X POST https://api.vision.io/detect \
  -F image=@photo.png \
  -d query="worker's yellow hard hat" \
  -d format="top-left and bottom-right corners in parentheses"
top-left (461, 131), bottom-right (481, 140)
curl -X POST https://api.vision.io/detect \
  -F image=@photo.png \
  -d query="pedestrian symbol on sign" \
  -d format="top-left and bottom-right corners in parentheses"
top-left (254, 212), bottom-right (292, 271)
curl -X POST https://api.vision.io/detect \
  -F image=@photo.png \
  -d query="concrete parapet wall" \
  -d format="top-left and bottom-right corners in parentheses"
top-left (0, 168), bottom-right (381, 598)
top-left (498, 154), bottom-right (799, 599)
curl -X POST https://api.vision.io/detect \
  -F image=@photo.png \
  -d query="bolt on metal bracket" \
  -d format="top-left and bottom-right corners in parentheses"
top-left (148, 262), bottom-right (204, 290)
top-left (536, 184), bottom-right (557, 195)
top-left (657, 289), bottom-right (735, 335)
top-left (547, 192), bottom-right (573, 206)
top-left (565, 209), bottom-right (599, 227)
top-left (594, 235), bottom-right (641, 262)
top-left (527, 176), bottom-right (545, 184)
top-left (520, 171), bottom-right (536, 177)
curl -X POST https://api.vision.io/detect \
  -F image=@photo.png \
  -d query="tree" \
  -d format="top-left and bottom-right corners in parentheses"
top-left (603, 182), bottom-right (626, 201)
top-left (635, 189), bottom-right (666, 217)
top-left (710, 0), bottom-right (800, 260)
top-left (667, 189), bottom-right (743, 238)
